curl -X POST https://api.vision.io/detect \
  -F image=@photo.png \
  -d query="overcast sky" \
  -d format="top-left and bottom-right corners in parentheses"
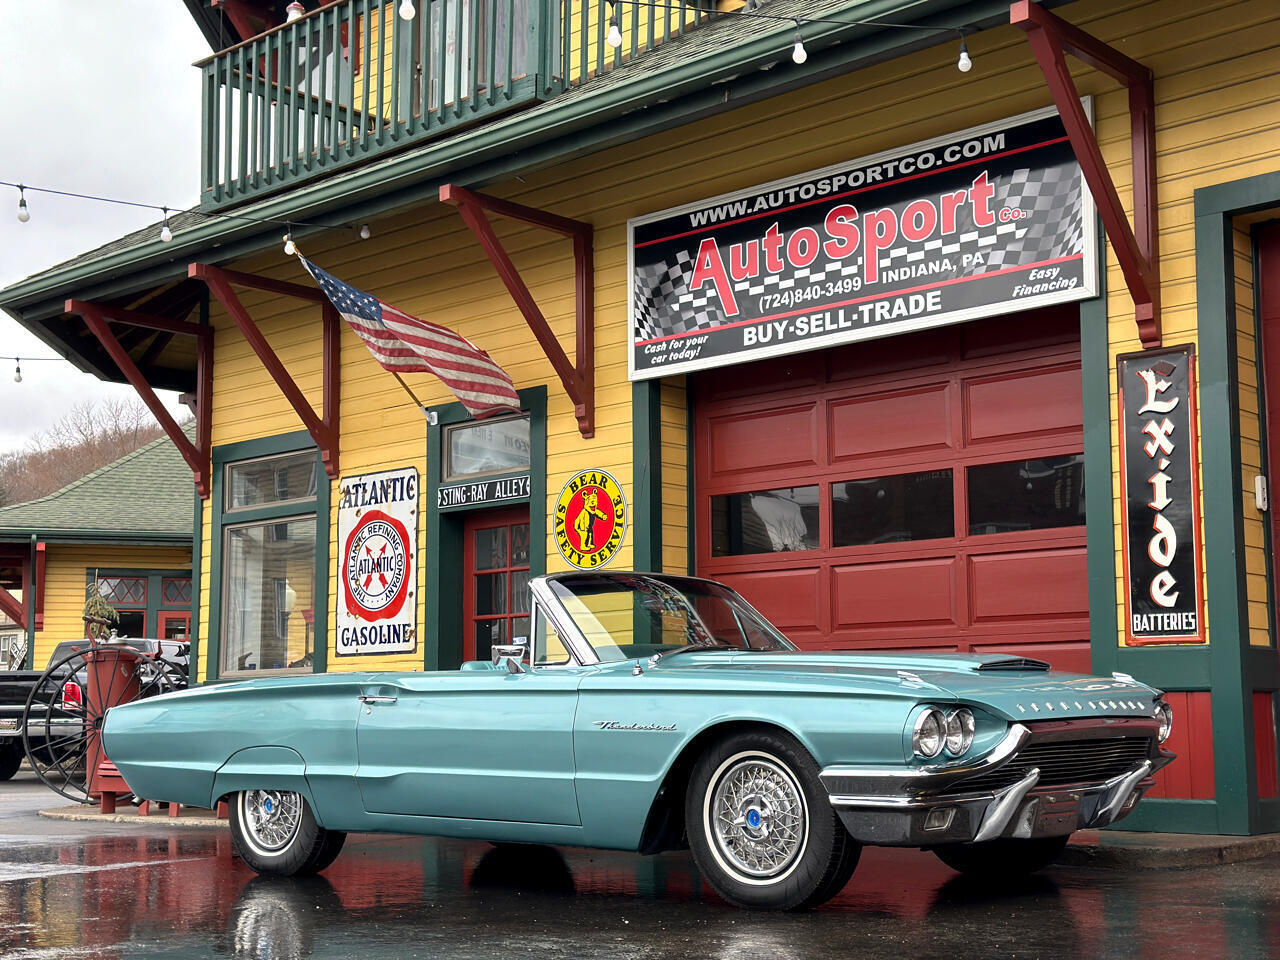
top-left (0, 1), bottom-right (209, 452)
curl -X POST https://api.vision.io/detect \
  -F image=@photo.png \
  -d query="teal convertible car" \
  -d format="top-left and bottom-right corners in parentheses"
top-left (103, 572), bottom-right (1174, 910)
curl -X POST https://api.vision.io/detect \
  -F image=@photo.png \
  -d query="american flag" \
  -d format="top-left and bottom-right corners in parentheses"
top-left (299, 256), bottom-right (520, 418)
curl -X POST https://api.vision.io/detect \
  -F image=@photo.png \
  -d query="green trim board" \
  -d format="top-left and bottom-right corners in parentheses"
top-left (1250, 222), bottom-right (1279, 652)
top-left (190, 485), bottom-right (203, 686)
top-left (631, 381), bottom-right (663, 573)
top-left (25, 535), bottom-right (35, 666)
top-left (205, 431), bottom-right (330, 682)
top-left (1081, 221), bottom-right (1119, 679)
top-left (687, 380), bottom-right (697, 577)
top-left (424, 387), bottom-right (546, 672)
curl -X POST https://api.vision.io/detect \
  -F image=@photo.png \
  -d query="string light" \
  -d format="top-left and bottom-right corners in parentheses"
top-left (791, 22), bottom-right (808, 65)
top-left (398, 0), bottom-right (415, 21)
top-left (2, 355), bottom-right (62, 385)
top-left (957, 38), bottom-right (973, 72)
top-left (12, 362), bottom-right (20, 384)
top-left (1, 181), bottom-right (366, 240)
top-left (359, 223), bottom-right (371, 240)
top-left (159, 207), bottom-right (173, 243)
top-left (607, 2), bottom-right (623, 49)
top-left (283, 231), bottom-right (297, 256)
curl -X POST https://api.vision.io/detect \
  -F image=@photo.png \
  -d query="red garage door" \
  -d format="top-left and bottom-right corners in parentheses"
top-left (693, 307), bottom-right (1090, 673)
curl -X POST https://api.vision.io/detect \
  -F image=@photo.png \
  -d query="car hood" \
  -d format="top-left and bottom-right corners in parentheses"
top-left (648, 650), bottom-right (1162, 721)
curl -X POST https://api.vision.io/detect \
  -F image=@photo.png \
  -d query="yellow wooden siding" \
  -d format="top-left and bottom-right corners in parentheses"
top-left (660, 378), bottom-right (689, 573)
top-left (1236, 225), bottom-right (1272, 647)
top-left (35, 544), bottom-right (192, 668)
top-left (192, 0), bottom-right (1280, 676)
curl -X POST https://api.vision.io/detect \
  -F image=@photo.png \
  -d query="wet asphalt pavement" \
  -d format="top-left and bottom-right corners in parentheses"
top-left (4, 770), bottom-right (1280, 960)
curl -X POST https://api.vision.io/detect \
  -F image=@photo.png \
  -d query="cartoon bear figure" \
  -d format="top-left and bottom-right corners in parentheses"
top-left (574, 490), bottom-right (609, 550)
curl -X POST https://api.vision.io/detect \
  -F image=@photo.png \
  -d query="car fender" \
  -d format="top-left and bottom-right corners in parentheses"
top-left (211, 746), bottom-right (317, 815)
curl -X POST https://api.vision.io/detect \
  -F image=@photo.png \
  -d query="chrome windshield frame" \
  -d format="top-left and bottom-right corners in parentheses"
top-left (528, 572), bottom-right (797, 667)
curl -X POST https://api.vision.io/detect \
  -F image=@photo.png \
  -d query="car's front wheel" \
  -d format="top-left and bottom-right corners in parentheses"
top-left (931, 834), bottom-right (1070, 878)
top-left (228, 789), bottom-right (346, 876)
top-left (686, 730), bottom-right (860, 910)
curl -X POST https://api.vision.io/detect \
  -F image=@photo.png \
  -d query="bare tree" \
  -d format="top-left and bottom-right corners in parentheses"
top-left (0, 399), bottom-right (189, 506)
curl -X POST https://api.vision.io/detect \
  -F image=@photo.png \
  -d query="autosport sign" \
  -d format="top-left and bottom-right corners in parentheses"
top-left (628, 104), bottom-right (1097, 379)
top-left (337, 467), bottom-right (418, 655)
top-left (1117, 346), bottom-right (1206, 645)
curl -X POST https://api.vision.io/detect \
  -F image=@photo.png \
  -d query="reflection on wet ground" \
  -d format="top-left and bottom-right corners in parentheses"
top-left (3, 828), bottom-right (1280, 959)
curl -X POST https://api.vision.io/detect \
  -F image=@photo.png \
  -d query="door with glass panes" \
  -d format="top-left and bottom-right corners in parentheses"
top-left (462, 508), bottom-right (532, 662)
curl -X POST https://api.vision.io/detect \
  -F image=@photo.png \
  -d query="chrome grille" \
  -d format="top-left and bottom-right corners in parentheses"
top-left (952, 737), bottom-right (1154, 792)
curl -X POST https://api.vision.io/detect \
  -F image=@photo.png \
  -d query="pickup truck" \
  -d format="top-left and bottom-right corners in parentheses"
top-left (0, 638), bottom-right (188, 780)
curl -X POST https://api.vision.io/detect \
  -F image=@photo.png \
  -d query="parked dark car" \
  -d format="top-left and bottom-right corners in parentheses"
top-left (0, 638), bottom-right (188, 780)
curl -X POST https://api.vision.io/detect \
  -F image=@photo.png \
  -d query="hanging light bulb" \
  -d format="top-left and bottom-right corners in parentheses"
top-left (13, 361), bottom-right (22, 384)
top-left (607, 2), bottom-right (622, 48)
top-left (285, 1), bottom-right (305, 23)
top-left (159, 207), bottom-right (173, 243)
top-left (398, 0), bottom-right (416, 21)
top-left (791, 27), bottom-right (808, 65)
top-left (16, 186), bottom-right (30, 223)
top-left (283, 232), bottom-right (297, 256)
top-left (957, 38), bottom-right (973, 73)
top-left (359, 223), bottom-right (371, 240)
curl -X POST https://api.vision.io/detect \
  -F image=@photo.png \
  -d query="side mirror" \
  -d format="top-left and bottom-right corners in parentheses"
top-left (492, 637), bottom-right (528, 674)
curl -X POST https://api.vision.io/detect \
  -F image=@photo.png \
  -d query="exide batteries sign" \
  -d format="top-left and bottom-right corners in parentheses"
top-left (1117, 346), bottom-right (1206, 646)
top-left (628, 104), bottom-right (1098, 379)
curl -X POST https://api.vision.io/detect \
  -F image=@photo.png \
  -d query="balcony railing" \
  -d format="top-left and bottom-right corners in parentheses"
top-left (198, 0), bottom-right (718, 208)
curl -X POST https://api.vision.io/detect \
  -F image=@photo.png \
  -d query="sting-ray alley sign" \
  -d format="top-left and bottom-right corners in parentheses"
top-left (338, 467), bottom-right (418, 655)
top-left (1117, 346), bottom-right (1206, 645)
top-left (628, 103), bottom-right (1098, 379)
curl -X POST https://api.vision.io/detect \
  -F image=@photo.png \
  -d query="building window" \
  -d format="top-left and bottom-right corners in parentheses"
top-left (220, 450), bottom-right (319, 675)
top-left (832, 470), bottom-right (955, 546)
top-left (711, 486), bottom-right (820, 556)
top-left (444, 414), bottom-right (531, 481)
top-left (967, 455), bottom-right (1085, 535)
top-left (161, 577), bottom-right (192, 605)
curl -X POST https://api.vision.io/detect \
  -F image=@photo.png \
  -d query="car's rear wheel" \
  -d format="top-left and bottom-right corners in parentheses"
top-left (931, 834), bottom-right (1070, 878)
top-left (0, 740), bottom-right (22, 781)
top-left (229, 789), bottom-right (346, 876)
top-left (685, 730), bottom-right (860, 910)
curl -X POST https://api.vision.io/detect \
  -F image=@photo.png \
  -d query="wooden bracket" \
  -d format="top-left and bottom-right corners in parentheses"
top-left (440, 185), bottom-right (595, 438)
top-left (68, 300), bottom-right (214, 498)
top-left (1011, 1), bottom-right (1161, 347)
top-left (190, 263), bottom-right (340, 477)
top-left (0, 583), bottom-right (23, 631)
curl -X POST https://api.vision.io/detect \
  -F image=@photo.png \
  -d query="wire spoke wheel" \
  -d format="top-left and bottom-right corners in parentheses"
top-left (21, 645), bottom-right (187, 804)
top-left (708, 755), bottom-right (809, 880)
top-left (240, 790), bottom-right (305, 854)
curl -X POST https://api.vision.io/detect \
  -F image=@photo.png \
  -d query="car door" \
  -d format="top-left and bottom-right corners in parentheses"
top-left (354, 667), bottom-right (586, 825)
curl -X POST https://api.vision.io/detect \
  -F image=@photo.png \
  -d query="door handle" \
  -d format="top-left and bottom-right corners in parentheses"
top-left (358, 695), bottom-right (397, 704)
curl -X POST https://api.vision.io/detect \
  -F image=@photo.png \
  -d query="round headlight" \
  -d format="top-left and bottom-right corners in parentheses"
top-left (913, 708), bottom-right (946, 759)
top-left (945, 707), bottom-right (975, 756)
top-left (1155, 700), bottom-right (1173, 743)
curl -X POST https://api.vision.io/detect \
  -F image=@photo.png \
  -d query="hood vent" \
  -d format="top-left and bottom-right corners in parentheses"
top-left (976, 657), bottom-right (1052, 672)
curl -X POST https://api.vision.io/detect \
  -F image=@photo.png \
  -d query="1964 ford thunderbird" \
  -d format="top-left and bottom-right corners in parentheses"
top-left (103, 572), bottom-right (1175, 910)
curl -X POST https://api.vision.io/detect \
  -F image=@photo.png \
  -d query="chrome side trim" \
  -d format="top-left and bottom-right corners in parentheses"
top-left (819, 723), bottom-right (1030, 797)
top-left (974, 767), bottom-right (1041, 842)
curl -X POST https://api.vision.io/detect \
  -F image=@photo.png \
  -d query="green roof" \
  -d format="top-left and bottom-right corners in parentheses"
top-left (0, 423), bottom-right (196, 544)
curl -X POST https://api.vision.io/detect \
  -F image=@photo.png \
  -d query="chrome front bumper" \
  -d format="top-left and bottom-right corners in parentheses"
top-left (821, 720), bottom-right (1175, 847)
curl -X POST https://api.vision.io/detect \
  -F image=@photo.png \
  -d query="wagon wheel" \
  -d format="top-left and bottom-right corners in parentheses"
top-left (21, 646), bottom-right (187, 804)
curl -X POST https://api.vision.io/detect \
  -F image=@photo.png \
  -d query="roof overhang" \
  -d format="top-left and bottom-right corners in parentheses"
top-left (2, 0), bottom-right (1076, 386)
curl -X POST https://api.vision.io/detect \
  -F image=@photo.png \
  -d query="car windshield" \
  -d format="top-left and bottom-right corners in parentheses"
top-left (546, 574), bottom-right (796, 663)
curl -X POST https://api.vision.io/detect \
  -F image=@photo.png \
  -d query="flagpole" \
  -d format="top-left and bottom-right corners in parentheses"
top-left (389, 370), bottom-right (436, 422)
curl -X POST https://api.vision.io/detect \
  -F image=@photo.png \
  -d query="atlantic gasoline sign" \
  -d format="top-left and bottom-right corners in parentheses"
top-left (554, 469), bottom-right (627, 569)
top-left (337, 467), bottom-right (418, 655)
top-left (1117, 346), bottom-right (1206, 645)
top-left (628, 104), bottom-right (1097, 379)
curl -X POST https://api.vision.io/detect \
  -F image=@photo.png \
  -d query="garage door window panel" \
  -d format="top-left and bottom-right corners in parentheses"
top-left (832, 470), bottom-right (954, 547)
top-left (968, 455), bottom-right (1085, 536)
top-left (711, 486), bottom-right (820, 557)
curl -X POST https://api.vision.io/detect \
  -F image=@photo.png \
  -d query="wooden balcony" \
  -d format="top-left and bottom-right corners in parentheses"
top-left (198, 0), bottom-right (720, 208)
